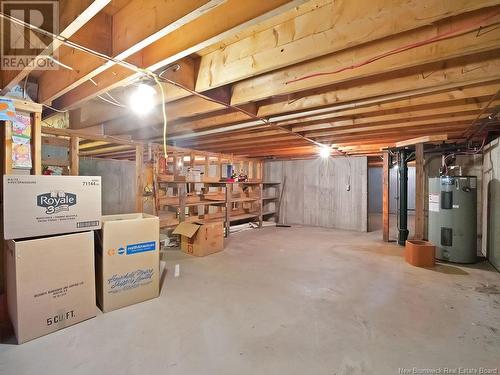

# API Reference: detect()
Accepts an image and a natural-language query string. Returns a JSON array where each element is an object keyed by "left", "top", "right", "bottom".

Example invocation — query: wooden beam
[
  {"left": 1, "top": 0, "right": 111, "bottom": 95},
  {"left": 414, "top": 143, "right": 424, "bottom": 240},
  {"left": 31, "top": 112, "right": 42, "bottom": 175},
  {"left": 54, "top": 0, "right": 307, "bottom": 110},
  {"left": 382, "top": 152, "right": 390, "bottom": 242},
  {"left": 67, "top": 4, "right": 500, "bottom": 135},
  {"left": 304, "top": 113, "right": 484, "bottom": 137},
  {"left": 290, "top": 99, "right": 500, "bottom": 132},
  {"left": 257, "top": 53, "right": 500, "bottom": 118},
  {"left": 136, "top": 145, "right": 144, "bottom": 212},
  {"left": 69, "top": 136, "right": 80, "bottom": 175},
  {"left": 79, "top": 144, "right": 134, "bottom": 156},
  {"left": 396, "top": 135, "right": 448, "bottom": 147},
  {"left": 198, "top": 2, "right": 500, "bottom": 95},
  {"left": 133, "top": 82, "right": 500, "bottom": 141},
  {"left": 37, "top": 0, "right": 223, "bottom": 104},
  {"left": 78, "top": 140, "right": 110, "bottom": 150},
  {"left": 0, "top": 96, "right": 42, "bottom": 113}
]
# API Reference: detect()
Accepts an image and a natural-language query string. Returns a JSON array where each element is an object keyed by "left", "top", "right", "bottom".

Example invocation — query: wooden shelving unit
[
  {"left": 154, "top": 179, "right": 280, "bottom": 237},
  {"left": 262, "top": 182, "right": 281, "bottom": 223},
  {"left": 225, "top": 181, "right": 262, "bottom": 236}
]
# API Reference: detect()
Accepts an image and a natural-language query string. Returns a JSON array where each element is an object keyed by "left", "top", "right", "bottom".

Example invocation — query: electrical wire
[
  {"left": 0, "top": 10, "right": 338, "bottom": 155},
  {"left": 153, "top": 75, "right": 168, "bottom": 158},
  {"left": 442, "top": 134, "right": 487, "bottom": 175},
  {"left": 97, "top": 94, "right": 126, "bottom": 108},
  {"left": 462, "top": 89, "right": 500, "bottom": 139},
  {"left": 157, "top": 69, "right": 338, "bottom": 154},
  {"left": 104, "top": 92, "right": 123, "bottom": 105},
  {"left": 42, "top": 103, "right": 67, "bottom": 113},
  {"left": 285, "top": 9, "right": 500, "bottom": 85}
]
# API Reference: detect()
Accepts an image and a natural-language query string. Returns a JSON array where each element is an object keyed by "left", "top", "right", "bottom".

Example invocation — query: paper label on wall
[{"left": 429, "top": 193, "right": 440, "bottom": 212}]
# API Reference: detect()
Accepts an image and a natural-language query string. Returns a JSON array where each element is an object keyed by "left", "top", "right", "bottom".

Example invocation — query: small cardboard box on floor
[
  {"left": 3, "top": 175, "right": 102, "bottom": 239},
  {"left": 173, "top": 221, "right": 224, "bottom": 256},
  {"left": 95, "top": 213, "right": 160, "bottom": 313},
  {"left": 5, "top": 231, "right": 96, "bottom": 344}
]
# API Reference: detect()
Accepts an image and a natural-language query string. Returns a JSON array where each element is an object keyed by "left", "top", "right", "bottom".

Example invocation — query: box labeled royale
[{"left": 3, "top": 175, "right": 101, "bottom": 239}]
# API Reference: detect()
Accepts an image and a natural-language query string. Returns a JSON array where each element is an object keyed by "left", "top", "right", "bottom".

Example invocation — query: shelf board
[
  {"left": 262, "top": 182, "right": 280, "bottom": 185},
  {"left": 166, "top": 200, "right": 226, "bottom": 207},
  {"left": 262, "top": 196, "right": 277, "bottom": 200},
  {"left": 263, "top": 210, "right": 276, "bottom": 215},
  {"left": 230, "top": 197, "right": 260, "bottom": 203},
  {"left": 229, "top": 213, "right": 259, "bottom": 222}
]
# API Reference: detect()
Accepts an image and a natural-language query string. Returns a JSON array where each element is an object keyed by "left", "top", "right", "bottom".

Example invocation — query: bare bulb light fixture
[
  {"left": 319, "top": 146, "right": 331, "bottom": 158},
  {"left": 129, "top": 83, "right": 156, "bottom": 116}
]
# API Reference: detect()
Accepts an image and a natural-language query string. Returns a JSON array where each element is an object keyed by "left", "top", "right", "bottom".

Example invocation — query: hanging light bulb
[
  {"left": 129, "top": 83, "right": 156, "bottom": 116},
  {"left": 319, "top": 146, "right": 331, "bottom": 158}
]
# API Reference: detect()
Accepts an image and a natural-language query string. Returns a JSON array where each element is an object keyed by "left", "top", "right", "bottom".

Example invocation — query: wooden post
[
  {"left": 248, "top": 161, "right": 254, "bottom": 180},
  {"left": 178, "top": 183, "right": 186, "bottom": 222},
  {"left": 256, "top": 161, "right": 262, "bottom": 181},
  {"left": 173, "top": 153, "right": 179, "bottom": 179},
  {"left": 31, "top": 112, "right": 42, "bottom": 175},
  {"left": 415, "top": 143, "right": 425, "bottom": 240},
  {"left": 258, "top": 182, "right": 263, "bottom": 228},
  {"left": 3, "top": 121, "right": 12, "bottom": 175},
  {"left": 136, "top": 145, "right": 144, "bottom": 213},
  {"left": 204, "top": 156, "right": 209, "bottom": 177},
  {"left": 69, "top": 136, "right": 79, "bottom": 176},
  {"left": 225, "top": 183, "right": 232, "bottom": 237},
  {"left": 382, "top": 151, "right": 390, "bottom": 242}
]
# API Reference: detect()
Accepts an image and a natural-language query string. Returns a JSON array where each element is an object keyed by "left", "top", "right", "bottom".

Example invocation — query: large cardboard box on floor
[
  {"left": 95, "top": 213, "right": 160, "bottom": 313},
  {"left": 3, "top": 175, "right": 101, "bottom": 239},
  {"left": 173, "top": 221, "right": 224, "bottom": 256},
  {"left": 5, "top": 231, "right": 96, "bottom": 344}
]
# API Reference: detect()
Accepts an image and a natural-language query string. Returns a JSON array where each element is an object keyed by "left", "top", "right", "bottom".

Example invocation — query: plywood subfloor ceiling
[{"left": 2, "top": 0, "right": 500, "bottom": 159}]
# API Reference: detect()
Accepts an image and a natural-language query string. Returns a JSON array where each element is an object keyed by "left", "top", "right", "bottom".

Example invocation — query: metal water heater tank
[{"left": 428, "top": 176, "right": 477, "bottom": 263}]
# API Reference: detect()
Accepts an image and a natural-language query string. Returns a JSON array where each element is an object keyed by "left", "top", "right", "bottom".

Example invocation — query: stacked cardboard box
[
  {"left": 95, "top": 213, "right": 160, "bottom": 312},
  {"left": 3, "top": 176, "right": 161, "bottom": 343},
  {"left": 3, "top": 175, "right": 101, "bottom": 343}
]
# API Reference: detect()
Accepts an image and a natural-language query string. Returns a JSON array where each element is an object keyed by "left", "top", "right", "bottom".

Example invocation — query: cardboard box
[
  {"left": 5, "top": 231, "right": 96, "bottom": 344},
  {"left": 95, "top": 213, "right": 160, "bottom": 313},
  {"left": 173, "top": 221, "right": 224, "bottom": 256},
  {"left": 3, "top": 175, "right": 101, "bottom": 239}
]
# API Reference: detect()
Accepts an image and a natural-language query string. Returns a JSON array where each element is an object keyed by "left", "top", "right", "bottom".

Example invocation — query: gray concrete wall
[
  {"left": 79, "top": 157, "right": 136, "bottom": 215},
  {"left": 368, "top": 167, "right": 382, "bottom": 214},
  {"left": 482, "top": 139, "right": 500, "bottom": 269},
  {"left": 369, "top": 166, "right": 416, "bottom": 214},
  {"left": 264, "top": 157, "right": 368, "bottom": 232}
]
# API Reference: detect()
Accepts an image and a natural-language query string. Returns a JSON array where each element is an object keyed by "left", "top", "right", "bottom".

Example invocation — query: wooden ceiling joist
[
  {"left": 52, "top": 0, "right": 307, "bottom": 110},
  {"left": 37, "top": 0, "right": 225, "bottom": 104},
  {"left": 5, "top": 0, "right": 500, "bottom": 158},
  {"left": 0, "top": 0, "right": 111, "bottom": 94},
  {"left": 395, "top": 135, "right": 449, "bottom": 148}
]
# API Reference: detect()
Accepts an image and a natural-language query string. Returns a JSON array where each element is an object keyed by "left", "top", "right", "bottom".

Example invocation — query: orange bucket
[{"left": 405, "top": 240, "right": 435, "bottom": 267}]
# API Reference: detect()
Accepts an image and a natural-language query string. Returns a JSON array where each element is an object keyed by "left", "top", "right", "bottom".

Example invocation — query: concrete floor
[{"left": 1, "top": 225, "right": 499, "bottom": 374}]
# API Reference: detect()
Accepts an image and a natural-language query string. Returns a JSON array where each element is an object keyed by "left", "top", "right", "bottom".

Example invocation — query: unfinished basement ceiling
[{"left": 2, "top": 0, "right": 500, "bottom": 160}]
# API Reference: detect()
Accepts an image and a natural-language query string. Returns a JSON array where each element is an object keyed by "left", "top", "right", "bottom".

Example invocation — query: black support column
[{"left": 398, "top": 149, "right": 409, "bottom": 246}]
